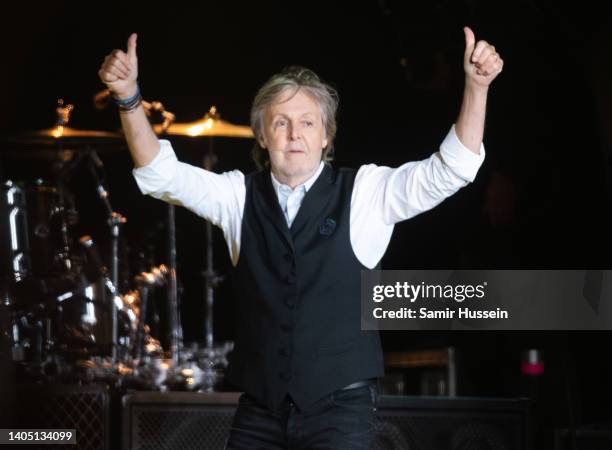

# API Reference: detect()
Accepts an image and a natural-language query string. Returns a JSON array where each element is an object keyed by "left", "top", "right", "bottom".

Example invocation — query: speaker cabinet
[
  {"left": 122, "top": 392, "right": 529, "bottom": 450},
  {"left": 374, "top": 396, "right": 529, "bottom": 450},
  {"left": 15, "top": 383, "right": 110, "bottom": 450},
  {"left": 122, "top": 391, "right": 240, "bottom": 450},
  {"left": 554, "top": 427, "right": 612, "bottom": 450}
]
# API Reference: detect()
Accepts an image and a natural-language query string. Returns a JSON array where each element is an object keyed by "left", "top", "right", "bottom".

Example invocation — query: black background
[{"left": 2, "top": 0, "right": 612, "bottom": 445}]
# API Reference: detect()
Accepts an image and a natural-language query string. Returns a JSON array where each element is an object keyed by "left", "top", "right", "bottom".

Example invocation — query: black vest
[{"left": 227, "top": 164, "right": 384, "bottom": 413}]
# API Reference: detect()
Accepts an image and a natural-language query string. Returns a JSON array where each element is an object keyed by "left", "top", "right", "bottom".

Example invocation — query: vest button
[
  {"left": 280, "top": 323, "right": 293, "bottom": 333},
  {"left": 278, "top": 347, "right": 292, "bottom": 357},
  {"left": 279, "top": 371, "right": 292, "bottom": 381},
  {"left": 284, "top": 298, "right": 296, "bottom": 308},
  {"left": 285, "top": 273, "right": 297, "bottom": 284}
]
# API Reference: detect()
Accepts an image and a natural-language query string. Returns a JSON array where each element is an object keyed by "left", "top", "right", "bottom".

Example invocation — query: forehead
[{"left": 266, "top": 87, "right": 322, "bottom": 118}]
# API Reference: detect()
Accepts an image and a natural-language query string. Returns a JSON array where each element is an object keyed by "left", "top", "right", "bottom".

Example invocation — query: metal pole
[
  {"left": 202, "top": 138, "right": 219, "bottom": 351},
  {"left": 167, "top": 204, "right": 180, "bottom": 365},
  {"left": 204, "top": 220, "right": 214, "bottom": 350},
  {"left": 110, "top": 215, "right": 119, "bottom": 366}
]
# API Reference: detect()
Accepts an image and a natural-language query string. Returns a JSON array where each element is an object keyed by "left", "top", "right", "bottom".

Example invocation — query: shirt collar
[{"left": 270, "top": 161, "right": 325, "bottom": 196}]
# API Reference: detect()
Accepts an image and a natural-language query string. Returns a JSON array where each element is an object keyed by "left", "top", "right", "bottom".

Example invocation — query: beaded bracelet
[{"left": 113, "top": 85, "right": 142, "bottom": 113}]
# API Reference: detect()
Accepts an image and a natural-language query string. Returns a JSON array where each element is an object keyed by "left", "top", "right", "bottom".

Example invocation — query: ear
[
  {"left": 258, "top": 135, "right": 267, "bottom": 149},
  {"left": 323, "top": 137, "right": 328, "bottom": 149}
]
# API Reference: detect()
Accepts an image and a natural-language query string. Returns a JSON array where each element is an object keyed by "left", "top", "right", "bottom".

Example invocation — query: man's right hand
[{"left": 98, "top": 33, "right": 139, "bottom": 99}]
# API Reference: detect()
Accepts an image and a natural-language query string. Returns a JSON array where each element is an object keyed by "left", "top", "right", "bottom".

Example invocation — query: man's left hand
[{"left": 463, "top": 26, "right": 504, "bottom": 89}]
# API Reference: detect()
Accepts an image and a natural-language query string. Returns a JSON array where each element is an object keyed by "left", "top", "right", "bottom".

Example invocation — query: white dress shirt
[
  {"left": 271, "top": 161, "right": 325, "bottom": 228},
  {"left": 133, "top": 124, "right": 485, "bottom": 269}
]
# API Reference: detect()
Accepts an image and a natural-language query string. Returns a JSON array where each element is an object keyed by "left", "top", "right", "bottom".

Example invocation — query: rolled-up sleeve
[
  {"left": 439, "top": 124, "right": 485, "bottom": 182},
  {"left": 349, "top": 125, "right": 485, "bottom": 268},
  {"left": 132, "top": 139, "right": 245, "bottom": 265},
  {"left": 132, "top": 140, "right": 177, "bottom": 195}
]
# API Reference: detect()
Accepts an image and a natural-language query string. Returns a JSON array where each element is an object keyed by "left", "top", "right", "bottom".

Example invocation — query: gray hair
[{"left": 250, "top": 66, "right": 339, "bottom": 170}]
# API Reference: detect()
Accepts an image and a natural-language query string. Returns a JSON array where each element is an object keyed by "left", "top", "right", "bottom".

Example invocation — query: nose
[{"left": 289, "top": 121, "right": 299, "bottom": 141}]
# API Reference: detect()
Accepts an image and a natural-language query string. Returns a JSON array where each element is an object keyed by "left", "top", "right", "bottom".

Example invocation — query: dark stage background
[{"left": 2, "top": 0, "right": 612, "bottom": 445}]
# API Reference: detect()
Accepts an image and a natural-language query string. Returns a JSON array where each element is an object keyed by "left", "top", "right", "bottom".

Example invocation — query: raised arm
[
  {"left": 98, "top": 33, "right": 159, "bottom": 167},
  {"left": 455, "top": 26, "right": 504, "bottom": 154},
  {"left": 350, "top": 27, "right": 503, "bottom": 267}
]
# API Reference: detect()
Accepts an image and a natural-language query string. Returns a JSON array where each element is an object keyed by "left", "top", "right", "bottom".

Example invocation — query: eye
[
  {"left": 274, "top": 119, "right": 287, "bottom": 128},
  {"left": 302, "top": 120, "right": 314, "bottom": 127}
]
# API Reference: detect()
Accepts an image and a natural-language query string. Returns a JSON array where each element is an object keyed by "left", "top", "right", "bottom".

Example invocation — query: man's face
[{"left": 259, "top": 88, "right": 328, "bottom": 185}]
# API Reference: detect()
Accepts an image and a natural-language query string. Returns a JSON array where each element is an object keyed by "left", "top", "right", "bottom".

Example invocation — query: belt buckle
[{"left": 341, "top": 380, "right": 370, "bottom": 390}]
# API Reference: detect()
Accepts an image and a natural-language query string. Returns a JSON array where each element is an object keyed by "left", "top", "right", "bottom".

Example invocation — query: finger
[
  {"left": 479, "top": 53, "right": 499, "bottom": 73},
  {"left": 110, "top": 63, "right": 130, "bottom": 79},
  {"left": 106, "top": 66, "right": 129, "bottom": 81},
  {"left": 479, "top": 59, "right": 503, "bottom": 77},
  {"left": 492, "top": 59, "right": 504, "bottom": 75},
  {"left": 127, "top": 33, "right": 138, "bottom": 62},
  {"left": 475, "top": 46, "right": 495, "bottom": 66},
  {"left": 471, "top": 40, "right": 489, "bottom": 63},
  {"left": 111, "top": 49, "right": 131, "bottom": 69},
  {"left": 463, "top": 26, "right": 476, "bottom": 62},
  {"left": 105, "top": 54, "right": 129, "bottom": 77},
  {"left": 99, "top": 69, "right": 119, "bottom": 83},
  {"left": 112, "top": 58, "right": 131, "bottom": 77},
  {"left": 481, "top": 60, "right": 501, "bottom": 76}
]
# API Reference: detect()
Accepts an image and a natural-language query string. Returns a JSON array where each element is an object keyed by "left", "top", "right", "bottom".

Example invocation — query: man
[{"left": 99, "top": 27, "right": 503, "bottom": 449}]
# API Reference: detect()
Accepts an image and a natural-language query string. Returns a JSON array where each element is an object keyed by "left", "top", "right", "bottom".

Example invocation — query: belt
[{"left": 341, "top": 379, "right": 375, "bottom": 390}]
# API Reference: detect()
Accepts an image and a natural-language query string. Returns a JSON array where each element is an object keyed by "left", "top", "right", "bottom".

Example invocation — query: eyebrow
[{"left": 271, "top": 112, "right": 316, "bottom": 120}]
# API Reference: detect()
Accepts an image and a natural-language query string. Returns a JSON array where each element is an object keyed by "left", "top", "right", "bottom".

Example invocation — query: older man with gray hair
[{"left": 99, "top": 26, "right": 503, "bottom": 449}]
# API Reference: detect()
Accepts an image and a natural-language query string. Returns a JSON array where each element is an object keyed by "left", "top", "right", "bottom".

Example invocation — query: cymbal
[
  {"left": 154, "top": 116, "right": 254, "bottom": 138},
  {"left": 2, "top": 126, "right": 124, "bottom": 147}
]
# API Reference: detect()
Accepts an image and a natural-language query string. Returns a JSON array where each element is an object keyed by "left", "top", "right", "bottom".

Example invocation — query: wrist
[
  {"left": 112, "top": 84, "right": 142, "bottom": 113},
  {"left": 111, "top": 84, "right": 139, "bottom": 101},
  {"left": 464, "top": 79, "right": 489, "bottom": 97}
]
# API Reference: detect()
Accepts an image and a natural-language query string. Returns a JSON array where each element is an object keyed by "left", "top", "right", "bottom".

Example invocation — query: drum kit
[{"left": 1, "top": 93, "right": 253, "bottom": 392}]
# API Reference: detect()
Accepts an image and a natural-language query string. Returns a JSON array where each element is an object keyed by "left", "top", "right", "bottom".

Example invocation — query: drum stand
[
  {"left": 86, "top": 150, "right": 125, "bottom": 368},
  {"left": 195, "top": 138, "right": 232, "bottom": 392},
  {"left": 166, "top": 204, "right": 181, "bottom": 366},
  {"left": 202, "top": 140, "right": 224, "bottom": 351}
]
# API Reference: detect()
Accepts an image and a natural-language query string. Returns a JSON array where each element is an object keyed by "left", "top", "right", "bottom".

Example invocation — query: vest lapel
[
  {"left": 290, "top": 164, "right": 335, "bottom": 238},
  {"left": 255, "top": 170, "right": 295, "bottom": 251}
]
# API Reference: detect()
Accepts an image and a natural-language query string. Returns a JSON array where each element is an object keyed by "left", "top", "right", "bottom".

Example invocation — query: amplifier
[
  {"left": 15, "top": 383, "right": 110, "bottom": 450},
  {"left": 123, "top": 392, "right": 529, "bottom": 450}
]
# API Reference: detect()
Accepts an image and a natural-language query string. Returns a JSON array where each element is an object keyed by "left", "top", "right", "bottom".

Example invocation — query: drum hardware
[
  {"left": 1, "top": 180, "right": 30, "bottom": 284},
  {"left": 1, "top": 99, "right": 123, "bottom": 150},
  {"left": 83, "top": 149, "right": 127, "bottom": 369},
  {"left": 54, "top": 173, "right": 79, "bottom": 274},
  {"left": 152, "top": 105, "right": 253, "bottom": 138},
  {"left": 92, "top": 88, "right": 183, "bottom": 367},
  {"left": 155, "top": 106, "right": 243, "bottom": 349},
  {"left": 201, "top": 134, "right": 225, "bottom": 353},
  {"left": 133, "top": 264, "right": 168, "bottom": 363},
  {"left": 2, "top": 99, "right": 255, "bottom": 393},
  {"left": 9, "top": 311, "right": 28, "bottom": 362},
  {"left": 1, "top": 100, "right": 131, "bottom": 386},
  {"left": 153, "top": 105, "right": 253, "bottom": 391},
  {"left": 166, "top": 203, "right": 182, "bottom": 366},
  {"left": 193, "top": 340, "right": 233, "bottom": 392},
  {"left": 93, "top": 88, "right": 177, "bottom": 133},
  {"left": 56, "top": 98, "right": 73, "bottom": 126},
  {"left": 9, "top": 307, "right": 67, "bottom": 380}
]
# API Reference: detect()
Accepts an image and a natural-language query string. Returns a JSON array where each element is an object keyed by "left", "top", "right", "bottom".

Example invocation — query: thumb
[
  {"left": 127, "top": 33, "right": 138, "bottom": 61},
  {"left": 463, "top": 26, "right": 476, "bottom": 62}
]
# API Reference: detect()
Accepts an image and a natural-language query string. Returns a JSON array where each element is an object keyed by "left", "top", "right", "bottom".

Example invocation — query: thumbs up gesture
[
  {"left": 463, "top": 27, "right": 503, "bottom": 88},
  {"left": 98, "top": 33, "right": 139, "bottom": 99}
]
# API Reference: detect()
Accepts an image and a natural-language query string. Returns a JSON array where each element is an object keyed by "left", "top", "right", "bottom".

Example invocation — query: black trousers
[{"left": 225, "top": 383, "right": 377, "bottom": 450}]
